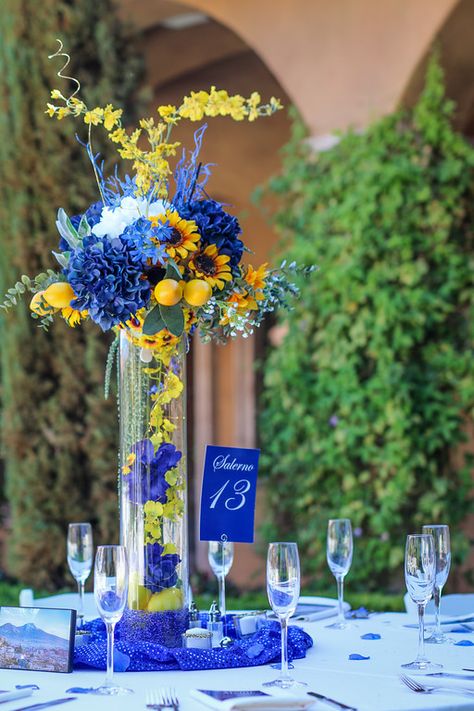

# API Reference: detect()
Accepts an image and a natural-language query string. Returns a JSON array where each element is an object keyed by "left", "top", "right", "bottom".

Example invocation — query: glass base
[
  {"left": 263, "top": 678, "right": 307, "bottom": 689},
  {"left": 426, "top": 632, "right": 450, "bottom": 644},
  {"left": 93, "top": 685, "right": 134, "bottom": 696},
  {"left": 326, "top": 620, "right": 351, "bottom": 630},
  {"left": 401, "top": 659, "right": 443, "bottom": 673}
]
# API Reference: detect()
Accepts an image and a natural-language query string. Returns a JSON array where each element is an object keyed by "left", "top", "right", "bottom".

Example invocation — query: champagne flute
[
  {"left": 94, "top": 545, "right": 133, "bottom": 695},
  {"left": 263, "top": 542, "right": 306, "bottom": 689},
  {"left": 422, "top": 524, "right": 451, "bottom": 644},
  {"left": 67, "top": 523, "right": 93, "bottom": 627},
  {"left": 402, "top": 534, "right": 442, "bottom": 672},
  {"left": 326, "top": 519, "right": 353, "bottom": 629},
  {"left": 208, "top": 539, "right": 234, "bottom": 636}
]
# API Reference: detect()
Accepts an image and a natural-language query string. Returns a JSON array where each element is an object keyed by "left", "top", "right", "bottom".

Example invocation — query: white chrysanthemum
[{"left": 92, "top": 197, "right": 167, "bottom": 239}]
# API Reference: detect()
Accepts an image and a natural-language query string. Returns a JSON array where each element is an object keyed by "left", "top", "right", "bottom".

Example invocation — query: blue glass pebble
[
  {"left": 349, "top": 653, "right": 370, "bottom": 660},
  {"left": 454, "top": 640, "right": 474, "bottom": 646},
  {"left": 360, "top": 633, "right": 381, "bottom": 640},
  {"left": 74, "top": 616, "right": 313, "bottom": 672}
]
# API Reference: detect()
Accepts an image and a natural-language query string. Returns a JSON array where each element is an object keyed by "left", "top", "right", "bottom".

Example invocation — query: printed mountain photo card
[{"left": 0, "top": 606, "right": 76, "bottom": 673}]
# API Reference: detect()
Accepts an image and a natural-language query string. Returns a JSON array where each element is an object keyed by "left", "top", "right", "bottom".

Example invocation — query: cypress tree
[{"left": 0, "top": 0, "right": 145, "bottom": 588}]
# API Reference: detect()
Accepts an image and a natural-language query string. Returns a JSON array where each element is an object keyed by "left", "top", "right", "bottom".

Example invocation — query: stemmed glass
[
  {"left": 208, "top": 539, "right": 234, "bottom": 635},
  {"left": 326, "top": 519, "right": 353, "bottom": 629},
  {"left": 263, "top": 542, "right": 306, "bottom": 689},
  {"left": 402, "top": 534, "right": 442, "bottom": 672},
  {"left": 67, "top": 523, "right": 93, "bottom": 628},
  {"left": 422, "top": 524, "right": 451, "bottom": 644},
  {"left": 94, "top": 545, "right": 133, "bottom": 695}
]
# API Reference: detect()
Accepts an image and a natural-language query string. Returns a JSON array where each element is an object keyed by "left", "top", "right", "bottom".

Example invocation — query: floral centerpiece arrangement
[{"left": 2, "top": 45, "right": 312, "bottom": 645}]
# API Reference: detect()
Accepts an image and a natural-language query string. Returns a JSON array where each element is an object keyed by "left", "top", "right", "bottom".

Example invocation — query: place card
[
  {"left": 0, "top": 605, "right": 76, "bottom": 673},
  {"left": 199, "top": 445, "right": 260, "bottom": 543}
]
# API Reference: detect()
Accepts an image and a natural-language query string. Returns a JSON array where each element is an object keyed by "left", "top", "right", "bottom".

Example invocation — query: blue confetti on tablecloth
[
  {"left": 74, "top": 617, "right": 313, "bottom": 672},
  {"left": 360, "top": 633, "right": 381, "bottom": 640},
  {"left": 349, "top": 653, "right": 370, "bottom": 660}
]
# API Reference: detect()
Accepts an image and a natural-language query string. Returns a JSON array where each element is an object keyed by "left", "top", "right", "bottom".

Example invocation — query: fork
[
  {"left": 400, "top": 674, "right": 474, "bottom": 696},
  {"left": 146, "top": 691, "right": 164, "bottom": 710},
  {"left": 159, "top": 688, "right": 179, "bottom": 710}
]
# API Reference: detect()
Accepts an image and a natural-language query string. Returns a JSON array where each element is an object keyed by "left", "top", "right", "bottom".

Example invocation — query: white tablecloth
[{"left": 0, "top": 610, "right": 473, "bottom": 711}]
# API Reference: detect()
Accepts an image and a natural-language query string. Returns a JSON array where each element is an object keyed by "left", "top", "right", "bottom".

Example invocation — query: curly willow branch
[{"left": 48, "top": 39, "right": 81, "bottom": 103}]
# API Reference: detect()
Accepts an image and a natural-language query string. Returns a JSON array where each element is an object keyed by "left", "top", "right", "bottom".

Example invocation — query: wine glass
[
  {"left": 402, "top": 534, "right": 442, "bottom": 672},
  {"left": 326, "top": 519, "right": 353, "bottom": 629},
  {"left": 208, "top": 539, "right": 234, "bottom": 636},
  {"left": 422, "top": 524, "right": 451, "bottom": 644},
  {"left": 94, "top": 545, "right": 133, "bottom": 695},
  {"left": 67, "top": 523, "right": 93, "bottom": 627},
  {"left": 263, "top": 542, "right": 306, "bottom": 689}
]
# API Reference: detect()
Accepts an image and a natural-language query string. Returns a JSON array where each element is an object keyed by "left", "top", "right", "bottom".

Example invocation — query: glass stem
[
  {"left": 336, "top": 575, "right": 345, "bottom": 624},
  {"left": 77, "top": 580, "right": 85, "bottom": 627},
  {"left": 434, "top": 586, "right": 441, "bottom": 637},
  {"left": 417, "top": 603, "right": 426, "bottom": 662},
  {"left": 280, "top": 617, "right": 289, "bottom": 681},
  {"left": 106, "top": 622, "right": 115, "bottom": 686},
  {"left": 218, "top": 574, "right": 226, "bottom": 634}
]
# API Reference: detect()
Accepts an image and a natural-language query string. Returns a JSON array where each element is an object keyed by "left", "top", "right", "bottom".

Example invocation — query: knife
[
  {"left": 12, "top": 698, "right": 76, "bottom": 711},
  {"left": 426, "top": 672, "right": 474, "bottom": 681},
  {"left": 307, "top": 691, "right": 358, "bottom": 710}
]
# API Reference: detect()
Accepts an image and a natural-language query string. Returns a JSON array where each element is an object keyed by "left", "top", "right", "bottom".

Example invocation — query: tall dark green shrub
[
  {"left": 0, "top": 0, "right": 145, "bottom": 588},
  {"left": 260, "top": 58, "right": 474, "bottom": 590}
]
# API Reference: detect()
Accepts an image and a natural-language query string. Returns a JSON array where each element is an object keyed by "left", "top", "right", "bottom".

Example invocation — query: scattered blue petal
[
  {"left": 361, "top": 633, "right": 381, "bottom": 640},
  {"left": 349, "top": 654, "right": 370, "bottom": 660},
  {"left": 455, "top": 640, "right": 474, "bottom": 646},
  {"left": 246, "top": 643, "right": 264, "bottom": 659}
]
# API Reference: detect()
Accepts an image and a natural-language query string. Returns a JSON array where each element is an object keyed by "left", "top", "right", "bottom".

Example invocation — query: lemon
[
  {"left": 43, "top": 282, "right": 76, "bottom": 309},
  {"left": 128, "top": 584, "right": 152, "bottom": 611},
  {"left": 147, "top": 587, "right": 184, "bottom": 612},
  {"left": 154, "top": 279, "right": 183, "bottom": 306},
  {"left": 29, "top": 291, "right": 52, "bottom": 316},
  {"left": 183, "top": 279, "right": 212, "bottom": 307}
]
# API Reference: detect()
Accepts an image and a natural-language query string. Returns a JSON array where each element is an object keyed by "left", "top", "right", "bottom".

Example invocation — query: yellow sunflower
[
  {"left": 150, "top": 210, "right": 200, "bottom": 260},
  {"left": 61, "top": 306, "right": 88, "bottom": 327},
  {"left": 189, "top": 244, "right": 232, "bottom": 290}
]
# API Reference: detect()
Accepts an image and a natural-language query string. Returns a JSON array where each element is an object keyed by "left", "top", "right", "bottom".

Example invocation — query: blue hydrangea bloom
[
  {"left": 145, "top": 542, "right": 181, "bottom": 591},
  {"left": 127, "top": 440, "right": 182, "bottom": 505},
  {"left": 121, "top": 218, "right": 168, "bottom": 266},
  {"left": 70, "top": 200, "right": 103, "bottom": 229},
  {"left": 66, "top": 235, "right": 150, "bottom": 330},
  {"left": 179, "top": 199, "right": 243, "bottom": 269}
]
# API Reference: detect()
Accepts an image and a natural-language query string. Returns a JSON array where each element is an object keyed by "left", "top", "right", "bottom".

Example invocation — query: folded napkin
[{"left": 190, "top": 689, "right": 314, "bottom": 710}]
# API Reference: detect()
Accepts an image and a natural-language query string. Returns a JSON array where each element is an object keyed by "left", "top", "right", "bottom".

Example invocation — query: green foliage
[
  {"left": 259, "top": 58, "right": 474, "bottom": 590},
  {"left": 0, "top": 0, "right": 145, "bottom": 588}
]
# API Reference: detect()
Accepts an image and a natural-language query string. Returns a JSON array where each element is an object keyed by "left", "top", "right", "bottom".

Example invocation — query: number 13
[{"left": 209, "top": 479, "right": 251, "bottom": 511}]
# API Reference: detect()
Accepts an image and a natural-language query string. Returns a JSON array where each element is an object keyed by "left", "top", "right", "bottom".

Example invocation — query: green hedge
[
  {"left": 0, "top": 0, "right": 144, "bottom": 588},
  {"left": 259, "top": 57, "right": 474, "bottom": 590}
]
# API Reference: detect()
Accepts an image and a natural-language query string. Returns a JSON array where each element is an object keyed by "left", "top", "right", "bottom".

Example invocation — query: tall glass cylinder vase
[{"left": 118, "top": 327, "right": 189, "bottom": 647}]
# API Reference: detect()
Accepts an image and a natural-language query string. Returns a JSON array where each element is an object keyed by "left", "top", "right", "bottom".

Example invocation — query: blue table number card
[{"left": 200, "top": 445, "right": 260, "bottom": 543}]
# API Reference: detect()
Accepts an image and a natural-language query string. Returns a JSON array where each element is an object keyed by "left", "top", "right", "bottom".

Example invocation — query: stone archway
[{"left": 400, "top": 0, "right": 474, "bottom": 138}]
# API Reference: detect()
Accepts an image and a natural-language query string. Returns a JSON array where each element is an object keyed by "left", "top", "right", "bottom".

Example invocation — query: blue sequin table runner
[{"left": 74, "top": 617, "right": 313, "bottom": 672}]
